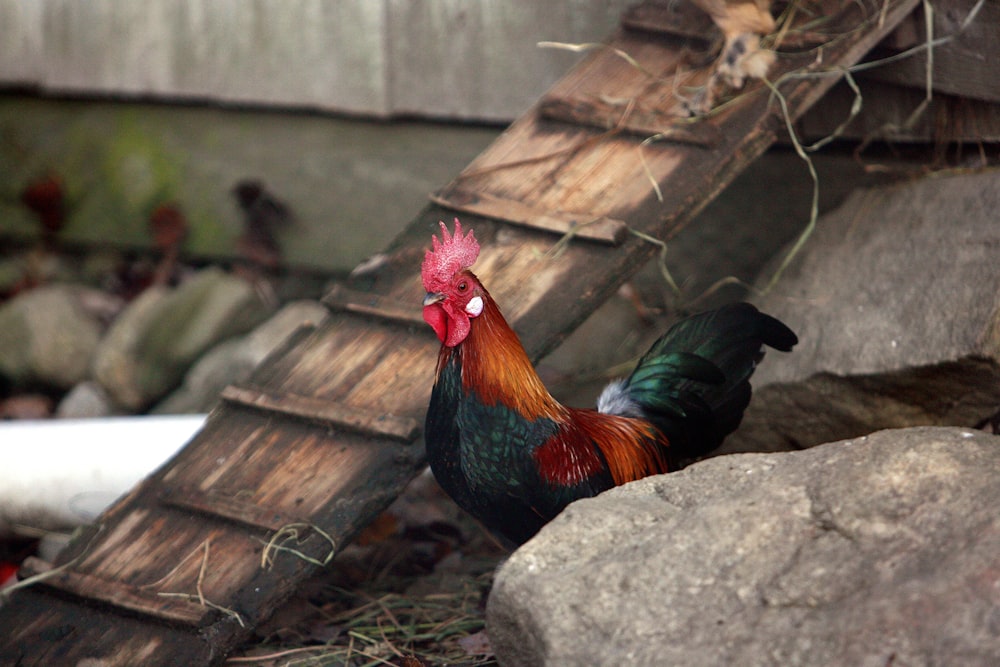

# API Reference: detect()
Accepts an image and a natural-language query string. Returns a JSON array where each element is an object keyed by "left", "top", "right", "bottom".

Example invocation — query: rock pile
[{"left": 0, "top": 266, "right": 328, "bottom": 416}]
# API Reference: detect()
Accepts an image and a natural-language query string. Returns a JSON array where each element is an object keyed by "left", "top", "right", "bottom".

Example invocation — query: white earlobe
[{"left": 465, "top": 296, "right": 484, "bottom": 317}]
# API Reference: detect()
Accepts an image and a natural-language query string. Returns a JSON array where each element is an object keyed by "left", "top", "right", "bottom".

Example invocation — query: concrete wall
[
  {"left": 1, "top": 0, "right": 634, "bottom": 122},
  {"left": 0, "top": 96, "right": 502, "bottom": 271}
]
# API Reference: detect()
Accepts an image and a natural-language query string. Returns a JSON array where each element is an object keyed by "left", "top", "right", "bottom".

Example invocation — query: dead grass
[
  {"left": 226, "top": 478, "right": 505, "bottom": 667},
  {"left": 228, "top": 567, "right": 499, "bottom": 667}
]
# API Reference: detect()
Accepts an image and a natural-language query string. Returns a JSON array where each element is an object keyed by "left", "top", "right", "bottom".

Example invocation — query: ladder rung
[
  {"left": 221, "top": 384, "right": 422, "bottom": 442},
  {"left": 539, "top": 95, "right": 722, "bottom": 147},
  {"left": 18, "top": 557, "right": 209, "bottom": 627},
  {"left": 431, "top": 188, "right": 628, "bottom": 246},
  {"left": 323, "top": 284, "right": 426, "bottom": 327},
  {"left": 160, "top": 486, "right": 304, "bottom": 533}
]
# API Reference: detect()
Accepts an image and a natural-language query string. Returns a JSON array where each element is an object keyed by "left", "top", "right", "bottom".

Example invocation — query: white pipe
[{"left": 0, "top": 414, "right": 207, "bottom": 537}]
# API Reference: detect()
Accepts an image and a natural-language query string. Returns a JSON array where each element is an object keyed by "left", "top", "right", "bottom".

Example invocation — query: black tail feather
[{"left": 601, "top": 303, "right": 796, "bottom": 467}]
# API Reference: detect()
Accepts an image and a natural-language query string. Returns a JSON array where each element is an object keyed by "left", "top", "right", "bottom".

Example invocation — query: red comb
[{"left": 422, "top": 219, "right": 480, "bottom": 292}]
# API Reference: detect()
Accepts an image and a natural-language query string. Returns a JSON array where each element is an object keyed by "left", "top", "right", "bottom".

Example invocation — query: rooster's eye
[{"left": 458, "top": 281, "right": 468, "bottom": 292}]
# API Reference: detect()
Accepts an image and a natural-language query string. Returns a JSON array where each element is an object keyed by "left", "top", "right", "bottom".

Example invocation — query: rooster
[{"left": 422, "top": 220, "right": 796, "bottom": 545}]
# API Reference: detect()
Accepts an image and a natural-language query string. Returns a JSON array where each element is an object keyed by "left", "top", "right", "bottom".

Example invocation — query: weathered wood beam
[
  {"left": 861, "top": 0, "right": 1000, "bottom": 104},
  {"left": 796, "top": 75, "right": 1000, "bottom": 144},
  {"left": 430, "top": 188, "right": 630, "bottom": 245}
]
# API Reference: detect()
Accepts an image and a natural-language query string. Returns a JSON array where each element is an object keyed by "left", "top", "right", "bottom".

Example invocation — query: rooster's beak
[{"left": 423, "top": 292, "right": 445, "bottom": 306}]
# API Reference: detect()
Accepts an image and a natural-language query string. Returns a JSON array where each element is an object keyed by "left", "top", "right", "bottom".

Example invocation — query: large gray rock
[
  {"left": 152, "top": 300, "right": 329, "bottom": 413},
  {"left": 92, "top": 268, "right": 273, "bottom": 409},
  {"left": 752, "top": 168, "right": 1000, "bottom": 384},
  {"left": 488, "top": 427, "right": 1000, "bottom": 667},
  {"left": 0, "top": 284, "right": 105, "bottom": 389}
]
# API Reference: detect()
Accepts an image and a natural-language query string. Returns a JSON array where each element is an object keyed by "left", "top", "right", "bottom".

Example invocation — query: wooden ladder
[{"left": 0, "top": 1, "right": 919, "bottom": 663}]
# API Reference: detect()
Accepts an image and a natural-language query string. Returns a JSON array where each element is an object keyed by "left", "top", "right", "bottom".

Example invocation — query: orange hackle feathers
[
  {"left": 451, "top": 288, "right": 564, "bottom": 422},
  {"left": 454, "top": 290, "right": 668, "bottom": 486}
]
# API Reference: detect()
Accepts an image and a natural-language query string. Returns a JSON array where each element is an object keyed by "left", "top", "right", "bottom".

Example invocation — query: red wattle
[
  {"left": 423, "top": 304, "right": 448, "bottom": 344},
  {"left": 424, "top": 301, "right": 471, "bottom": 347}
]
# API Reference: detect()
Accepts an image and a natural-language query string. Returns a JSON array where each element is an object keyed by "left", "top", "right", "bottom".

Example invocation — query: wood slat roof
[{"left": 0, "top": 1, "right": 920, "bottom": 663}]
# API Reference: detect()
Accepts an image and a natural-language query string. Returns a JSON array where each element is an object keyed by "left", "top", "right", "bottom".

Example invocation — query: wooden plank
[
  {"left": 323, "top": 283, "right": 426, "bottom": 326},
  {"left": 538, "top": 94, "right": 723, "bottom": 146},
  {"left": 220, "top": 384, "right": 423, "bottom": 441},
  {"left": 2, "top": 593, "right": 216, "bottom": 665},
  {"left": 537, "top": 0, "right": 877, "bottom": 141},
  {"left": 796, "top": 75, "right": 1000, "bottom": 143},
  {"left": 159, "top": 486, "right": 307, "bottom": 533},
  {"left": 0, "top": 1, "right": 922, "bottom": 664},
  {"left": 430, "top": 187, "right": 629, "bottom": 245},
  {"left": 862, "top": 0, "right": 1000, "bottom": 104},
  {"left": 18, "top": 557, "right": 209, "bottom": 627}
]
